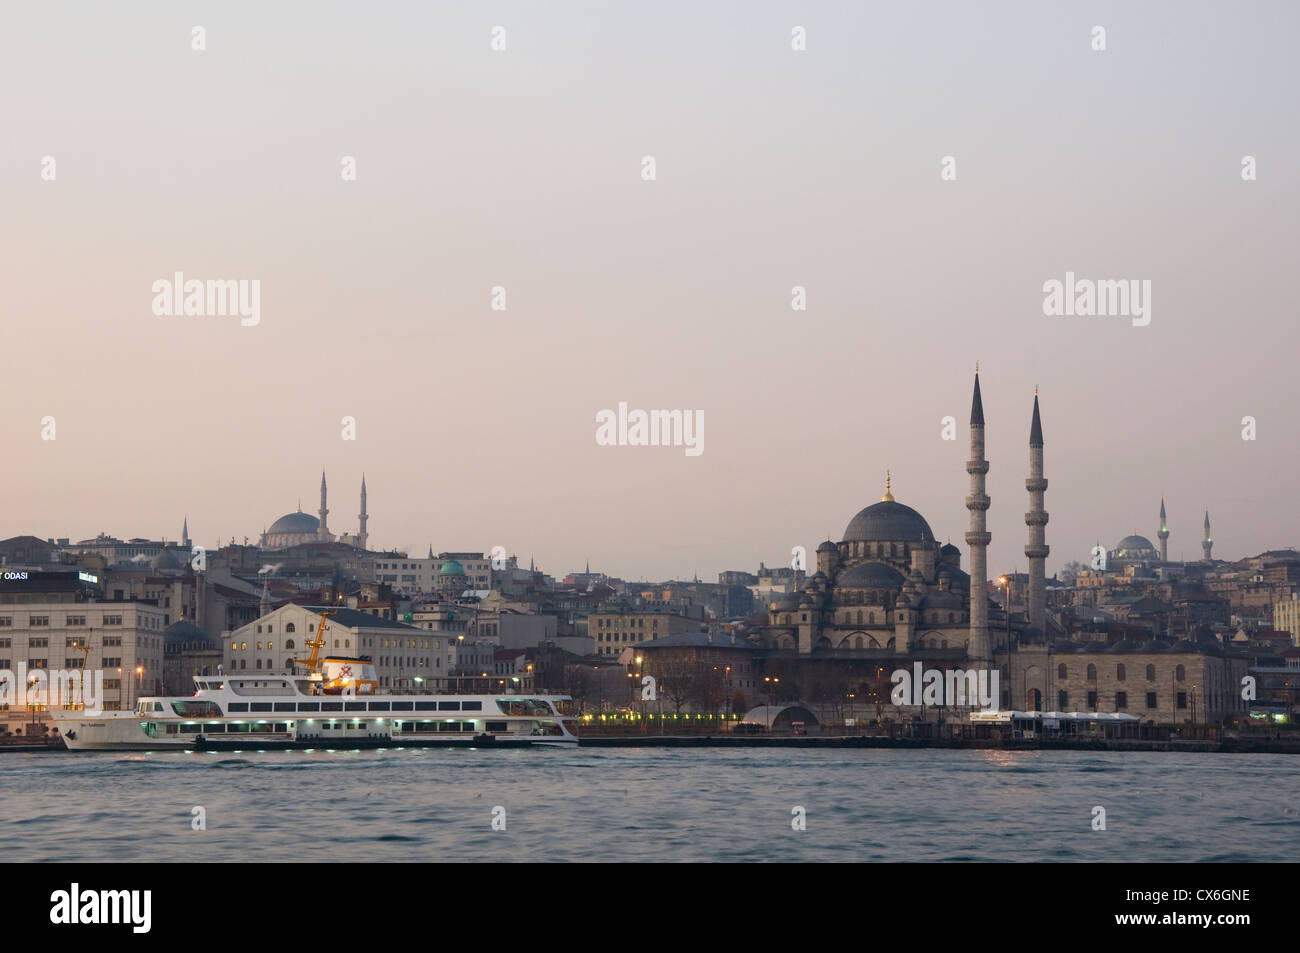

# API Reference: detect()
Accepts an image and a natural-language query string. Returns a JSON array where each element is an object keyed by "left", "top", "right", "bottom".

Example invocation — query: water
[{"left": 1, "top": 747, "right": 1296, "bottom": 862}]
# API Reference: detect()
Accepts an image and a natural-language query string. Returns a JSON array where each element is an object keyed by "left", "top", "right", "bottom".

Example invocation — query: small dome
[
  {"left": 817, "top": 540, "right": 838, "bottom": 553},
  {"left": 151, "top": 548, "right": 183, "bottom": 570},
  {"left": 940, "top": 543, "right": 960, "bottom": 556},
  {"left": 919, "top": 590, "right": 963, "bottom": 610},
  {"left": 439, "top": 559, "right": 465, "bottom": 576}
]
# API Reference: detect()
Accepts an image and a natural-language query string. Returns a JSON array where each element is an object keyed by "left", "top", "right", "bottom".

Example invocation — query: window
[
  {"left": 0, "top": 617, "right": 10, "bottom": 627},
  {"left": 1086, "top": 691, "right": 1098, "bottom": 709},
  {"left": 103, "top": 657, "right": 121, "bottom": 667},
  {"left": 103, "top": 615, "right": 122, "bottom": 626},
  {"left": 285, "top": 623, "right": 296, "bottom": 633},
  {"left": 1175, "top": 664, "right": 1186, "bottom": 682},
  {"left": 1116, "top": 692, "right": 1127, "bottom": 709},
  {"left": 30, "top": 616, "right": 49, "bottom": 627},
  {"left": 29, "top": 638, "right": 48, "bottom": 648},
  {"left": 1057, "top": 691, "right": 1068, "bottom": 709},
  {"left": 1146, "top": 692, "right": 1157, "bottom": 709},
  {"left": 1116, "top": 664, "right": 1126, "bottom": 682},
  {"left": 1086, "top": 664, "right": 1097, "bottom": 681},
  {"left": 1177, "top": 692, "right": 1188, "bottom": 709},
  {"left": 1146, "top": 664, "right": 1156, "bottom": 681},
  {"left": 66, "top": 615, "right": 86, "bottom": 627},
  {"left": 1057, "top": 663, "right": 1067, "bottom": 680}
]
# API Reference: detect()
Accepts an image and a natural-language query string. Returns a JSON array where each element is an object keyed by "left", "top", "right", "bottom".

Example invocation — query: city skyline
[{"left": 4, "top": 0, "right": 1297, "bottom": 581}]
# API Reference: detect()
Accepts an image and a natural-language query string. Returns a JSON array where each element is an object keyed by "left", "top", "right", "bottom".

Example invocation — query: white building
[{"left": 224, "top": 604, "right": 453, "bottom": 691}]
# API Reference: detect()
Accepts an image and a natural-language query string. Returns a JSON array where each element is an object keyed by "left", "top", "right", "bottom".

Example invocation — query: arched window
[
  {"left": 285, "top": 623, "right": 296, "bottom": 633},
  {"left": 948, "top": 612, "right": 955, "bottom": 624},
  {"left": 1146, "top": 664, "right": 1156, "bottom": 681},
  {"left": 854, "top": 637, "right": 863, "bottom": 649},
  {"left": 1176, "top": 664, "right": 1186, "bottom": 682},
  {"left": 1057, "top": 663, "right": 1067, "bottom": 680},
  {"left": 857, "top": 611, "right": 863, "bottom": 624},
  {"left": 1116, "top": 663, "right": 1126, "bottom": 681},
  {"left": 255, "top": 659, "right": 262, "bottom": 670},
  {"left": 1086, "top": 663, "right": 1097, "bottom": 681},
  {"left": 285, "top": 639, "right": 295, "bottom": 650}
]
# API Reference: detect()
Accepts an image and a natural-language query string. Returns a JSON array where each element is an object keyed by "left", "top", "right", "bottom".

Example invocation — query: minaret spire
[
  {"left": 318, "top": 470, "right": 330, "bottom": 541},
  {"left": 1202, "top": 510, "right": 1213, "bottom": 561},
  {"left": 965, "top": 369, "right": 992, "bottom": 663},
  {"left": 357, "top": 474, "right": 369, "bottom": 551},
  {"left": 1025, "top": 392, "right": 1049, "bottom": 631},
  {"left": 1158, "top": 498, "right": 1169, "bottom": 561},
  {"left": 181, "top": 515, "right": 190, "bottom": 550}
]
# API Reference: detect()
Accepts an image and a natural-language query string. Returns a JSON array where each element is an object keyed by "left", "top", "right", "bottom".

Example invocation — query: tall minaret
[
  {"left": 318, "top": 470, "right": 330, "bottom": 541},
  {"left": 965, "top": 369, "right": 991, "bottom": 662},
  {"left": 1202, "top": 510, "right": 1213, "bottom": 561},
  {"left": 1158, "top": 499, "right": 1169, "bottom": 561},
  {"left": 357, "top": 474, "right": 369, "bottom": 551},
  {"left": 1024, "top": 389, "right": 1048, "bottom": 631},
  {"left": 181, "top": 516, "right": 191, "bottom": 550}
]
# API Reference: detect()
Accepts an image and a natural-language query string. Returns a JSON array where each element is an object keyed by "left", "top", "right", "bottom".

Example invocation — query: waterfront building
[{"left": 0, "top": 571, "right": 165, "bottom": 726}]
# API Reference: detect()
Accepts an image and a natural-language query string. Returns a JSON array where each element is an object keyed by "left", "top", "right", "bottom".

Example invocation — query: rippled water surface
[{"left": 1, "top": 747, "right": 1296, "bottom": 862}]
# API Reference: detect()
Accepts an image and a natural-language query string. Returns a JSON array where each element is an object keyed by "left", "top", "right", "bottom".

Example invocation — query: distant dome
[
  {"left": 151, "top": 548, "right": 183, "bottom": 570},
  {"left": 439, "top": 559, "right": 465, "bottom": 576},
  {"left": 836, "top": 562, "right": 905, "bottom": 589},
  {"left": 843, "top": 500, "right": 936, "bottom": 545},
  {"left": 268, "top": 512, "right": 320, "bottom": 536},
  {"left": 1114, "top": 534, "right": 1156, "bottom": 558},
  {"left": 940, "top": 543, "right": 961, "bottom": 556},
  {"left": 816, "top": 540, "right": 838, "bottom": 553}
]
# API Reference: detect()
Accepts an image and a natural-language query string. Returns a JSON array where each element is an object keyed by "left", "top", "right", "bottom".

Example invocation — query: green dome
[{"left": 439, "top": 559, "right": 465, "bottom": 576}]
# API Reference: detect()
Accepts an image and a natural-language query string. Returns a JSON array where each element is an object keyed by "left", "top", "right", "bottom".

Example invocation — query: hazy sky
[{"left": 3, "top": 1, "right": 1297, "bottom": 581}]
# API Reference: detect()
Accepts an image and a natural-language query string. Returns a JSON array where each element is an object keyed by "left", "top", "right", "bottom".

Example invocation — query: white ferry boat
[
  {"left": 53, "top": 615, "right": 579, "bottom": 750},
  {"left": 53, "top": 658, "right": 579, "bottom": 750}
]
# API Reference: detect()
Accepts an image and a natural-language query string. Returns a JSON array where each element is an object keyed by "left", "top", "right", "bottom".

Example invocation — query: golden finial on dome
[{"left": 882, "top": 470, "right": 895, "bottom": 502}]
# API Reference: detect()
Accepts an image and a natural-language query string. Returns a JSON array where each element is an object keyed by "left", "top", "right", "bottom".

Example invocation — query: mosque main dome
[
  {"left": 268, "top": 512, "right": 320, "bottom": 536},
  {"left": 1114, "top": 534, "right": 1157, "bottom": 560},
  {"left": 843, "top": 499, "right": 936, "bottom": 544}
]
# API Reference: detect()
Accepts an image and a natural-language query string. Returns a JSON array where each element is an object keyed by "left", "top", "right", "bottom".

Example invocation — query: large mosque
[
  {"left": 260, "top": 471, "right": 369, "bottom": 550},
  {"left": 764, "top": 371, "right": 1010, "bottom": 658}
]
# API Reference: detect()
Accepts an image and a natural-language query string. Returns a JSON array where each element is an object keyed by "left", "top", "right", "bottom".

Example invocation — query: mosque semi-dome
[
  {"left": 836, "top": 562, "right": 906, "bottom": 588},
  {"left": 268, "top": 512, "right": 320, "bottom": 536},
  {"left": 842, "top": 499, "right": 936, "bottom": 545}
]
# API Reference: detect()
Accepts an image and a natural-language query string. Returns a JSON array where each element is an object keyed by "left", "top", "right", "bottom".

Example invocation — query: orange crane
[{"left": 292, "top": 610, "right": 336, "bottom": 675}]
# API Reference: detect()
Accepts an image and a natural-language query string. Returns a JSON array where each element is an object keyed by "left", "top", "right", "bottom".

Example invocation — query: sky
[{"left": 2, "top": 0, "right": 1297, "bottom": 582}]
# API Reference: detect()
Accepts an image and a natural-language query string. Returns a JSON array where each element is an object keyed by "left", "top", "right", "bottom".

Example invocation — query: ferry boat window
[
  {"left": 274, "top": 703, "right": 295, "bottom": 712},
  {"left": 250, "top": 703, "right": 273, "bottom": 712},
  {"left": 321, "top": 702, "right": 342, "bottom": 712},
  {"left": 391, "top": 701, "right": 413, "bottom": 711},
  {"left": 297, "top": 702, "right": 320, "bottom": 712},
  {"left": 273, "top": 723, "right": 288, "bottom": 732},
  {"left": 368, "top": 702, "right": 390, "bottom": 711},
  {"left": 462, "top": 701, "right": 482, "bottom": 711},
  {"left": 205, "top": 724, "right": 226, "bottom": 733},
  {"left": 485, "top": 721, "right": 508, "bottom": 733},
  {"left": 438, "top": 701, "right": 460, "bottom": 711},
  {"left": 171, "top": 700, "right": 223, "bottom": 717},
  {"left": 345, "top": 702, "right": 366, "bottom": 712},
  {"left": 414, "top": 701, "right": 438, "bottom": 711},
  {"left": 228, "top": 703, "right": 249, "bottom": 712}
]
